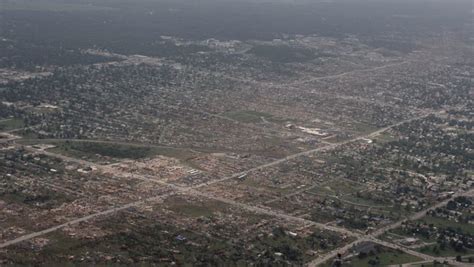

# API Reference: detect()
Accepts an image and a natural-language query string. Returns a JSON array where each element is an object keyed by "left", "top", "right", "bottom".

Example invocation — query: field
[
  {"left": 0, "top": 118, "right": 24, "bottom": 131},
  {"left": 223, "top": 110, "right": 277, "bottom": 124},
  {"left": 38, "top": 140, "right": 198, "bottom": 164},
  {"left": 349, "top": 250, "right": 422, "bottom": 266},
  {"left": 309, "top": 179, "right": 366, "bottom": 197},
  {"left": 417, "top": 244, "right": 474, "bottom": 258},
  {"left": 52, "top": 141, "right": 155, "bottom": 158},
  {"left": 1, "top": 0, "right": 116, "bottom": 12},
  {"left": 321, "top": 245, "right": 423, "bottom": 267},
  {"left": 420, "top": 216, "right": 474, "bottom": 235}
]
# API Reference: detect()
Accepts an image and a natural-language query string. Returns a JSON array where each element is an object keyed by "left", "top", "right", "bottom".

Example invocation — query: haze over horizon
[{"left": 0, "top": 0, "right": 473, "bottom": 266}]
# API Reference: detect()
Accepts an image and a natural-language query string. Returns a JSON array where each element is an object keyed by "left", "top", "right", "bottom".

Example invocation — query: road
[
  {"left": 0, "top": 107, "right": 462, "bottom": 267},
  {"left": 217, "top": 60, "right": 412, "bottom": 111},
  {"left": 193, "top": 110, "right": 436, "bottom": 189},
  {"left": 90, "top": 51, "right": 410, "bottom": 112},
  {"left": 1, "top": 110, "right": 433, "bottom": 249},
  {"left": 218, "top": 59, "right": 410, "bottom": 88},
  {"left": 18, "top": 146, "right": 361, "bottom": 239},
  {"left": 371, "top": 188, "right": 474, "bottom": 237},
  {"left": 289, "top": 61, "right": 411, "bottom": 86},
  {"left": 0, "top": 192, "right": 176, "bottom": 249},
  {"left": 307, "top": 188, "right": 474, "bottom": 267}
]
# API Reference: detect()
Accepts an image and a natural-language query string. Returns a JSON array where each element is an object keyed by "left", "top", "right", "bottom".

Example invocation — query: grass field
[
  {"left": 247, "top": 44, "right": 316, "bottom": 63},
  {"left": 321, "top": 248, "right": 422, "bottom": 267},
  {"left": 322, "top": 247, "right": 422, "bottom": 267},
  {"left": 164, "top": 196, "right": 226, "bottom": 218},
  {"left": 223, "top": 110, "right": 276, "bottom": 123},
  {"left": 411, "top": 263, "right": 453, "bottom": 267},
  {"left": 421, "top": 216, "right": 474, "bottom": 235},
  {"left": 417, "top": 244, "right": 474, "bottom": 257},
  {"left": 351, "top": 250, "right": 422, "bottom": 266},
  {"left": 0, "top": 118, "right": 25, "bottom": 131},
  {"left": 389, "top": 214, "right": 474, "bottom": 257},
  {"left": 43, "top": 140, "right": 197, "bottom": 163},
  {"left": 309, "top": 179, "right": 365, "bottom": 197},
  {"left": 340, "top": 195, "right": 393, "bottom": 208},
  {"left": 373, "top": 132, "right": 398, "bottom": 143},
  {"left": 49, "top": 141, "right": 156, "bottom": 160},
  {"left": 347, "top": 121, "right": 379, "bottom": 134},
  {"left": 2, "top": 0, "right": 116, "bottom": 12}
]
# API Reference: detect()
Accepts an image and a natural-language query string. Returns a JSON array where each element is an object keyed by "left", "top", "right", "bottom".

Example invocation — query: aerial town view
[{"left": 0, "top": 0, "right": 472, "bottom": 266}]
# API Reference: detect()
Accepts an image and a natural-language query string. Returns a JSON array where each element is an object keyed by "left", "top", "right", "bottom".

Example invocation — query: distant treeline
[{"left": 1, "top": 0, "right": 471, "bottom": 68}]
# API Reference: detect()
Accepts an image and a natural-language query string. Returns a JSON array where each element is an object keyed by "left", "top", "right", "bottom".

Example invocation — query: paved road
[
  {"left": 308, "top": 238, "right": 370, "bottom": 267},
  {"left": 0, "top": 192, "right": 175, "bottom": 249},
  {"left": 2, "top": 110, "right": 433, "bottom": 249},
  {"left": 307, "top": 188, "right": 474, "bottom": 267},
  {"left": 219, "top": 60, "right": 410, "bottom": 88},
  {"left": 1, "top": 108, "right": 458, "bottom": 267},
  {"left": 370, "top": 238, "right": 473, "bottom": 267},
  {"left": 371, "top": 188, "right": 474, "bottom": 238},
  {"left": 290, "top": 61, "right": 410, "bottom": 86},
  {"left": 19, "top": 138, "right": 188, "bottom": 150},
  {"left": 193, "top": 110, "right": 436, "bottom": 190},
  {"left": 218, "top": 60, "right": 411, "bottom": 111},
  {"left": 19, "top": 146, "right": 361, "bottom": 239}
]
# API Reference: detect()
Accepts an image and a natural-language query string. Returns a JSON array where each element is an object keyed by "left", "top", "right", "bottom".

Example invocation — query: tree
[
  {"left": 447, "top": 200, "right": 457, "bottom": 210},
  {"left": 358, "top": 252, "right": 368, "bottom": 259},
  {"left": 368, "top": 259, "right": 378, "bottom": 266}
]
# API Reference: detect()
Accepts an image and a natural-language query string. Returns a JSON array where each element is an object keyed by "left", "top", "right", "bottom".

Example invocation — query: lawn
[
  {"left": 49, "top": 141, "right": 155, "bottom": 161},
  {"left": 309, "top": 179, "right": 365, "bottom": 197},
  {"left": 350, "top": 250, "right": 422, "bottom": 266},
  {"left": 0, "top": 118, "right": 25, "bottom": 131},
  {"left": 164, "top": 196, "right": 224, "bottom": 218},
  {"left": 417, "top": 243, "right": 474, "bottom": 257},
  {"left": 321, "top": 248, "right": 422, "bottom": 267},
  {"left": 223, "top": 110, "right": 276, "bottom": 123},
  {"left": 44, "top": 140, "right": 196, "bottom": 163},
  {"left": 2, "top": 0, "right": 116, "bottom": 12},
  {"left": 247, "top": 44, "right": 316, "bottom": 63},
  {"left": 347, "top": 121, "right": 379, "bottom": 134},
  {"left": 421, "top": 216, "right": 474, "bottom": 235},
  {"left": 411, "top": 263, "right": 453, "bottom": 267},
  {"left": 340, "top": 195, "right": 393, "bottom": 208},
  {"left": 373, "top": 132, "right": 398, "bottom": 143}
]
